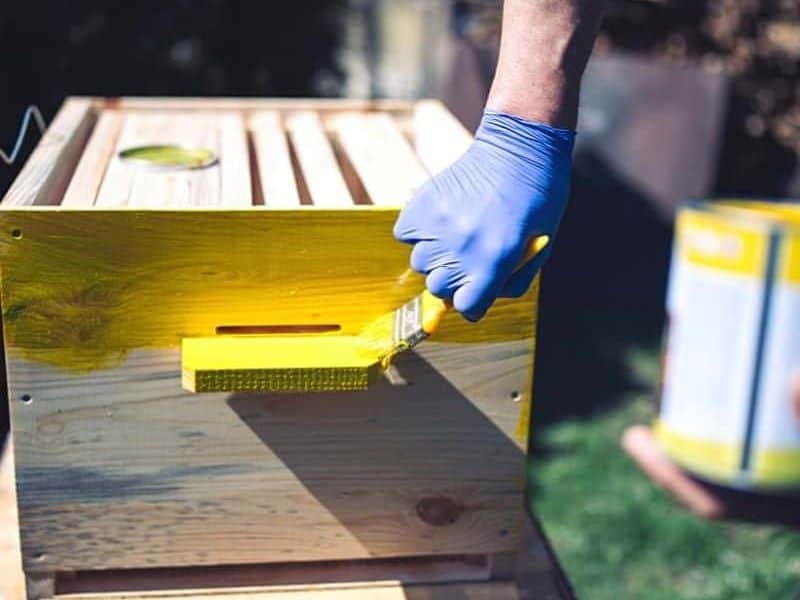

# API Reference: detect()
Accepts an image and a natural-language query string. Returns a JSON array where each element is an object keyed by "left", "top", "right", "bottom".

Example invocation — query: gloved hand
[{"left": 393, "top": 110, "right": 576, "bottom": 321}]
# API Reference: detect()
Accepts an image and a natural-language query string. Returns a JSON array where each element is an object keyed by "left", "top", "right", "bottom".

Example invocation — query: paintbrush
[
  {"left": 360, "top": 235, "right": 550, "bottom": 369},
  {"left": 181, "top": 235, "right": 549, "bottom": 393}
]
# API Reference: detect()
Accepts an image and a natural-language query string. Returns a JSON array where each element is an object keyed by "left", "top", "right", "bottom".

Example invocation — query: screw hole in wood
[
  {"left": 11, "top": 228, "right": 22, "bottom": 239},
  {"left": 20, "top": 394, "right": 33, "bottom": 405}
]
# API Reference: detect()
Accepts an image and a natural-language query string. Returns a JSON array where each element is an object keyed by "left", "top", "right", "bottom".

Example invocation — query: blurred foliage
[
  {"left": 458, "top": 0, "right": 800, "bottom": 195},
  {"left": 530, "top": 348, "right": 800, "bottom": 600},
  {"left": 600, "top": 0, "right": 800, "bottom": 195},
  {"left": 0, "top": 0, "right": 346, "bottom": 195}
]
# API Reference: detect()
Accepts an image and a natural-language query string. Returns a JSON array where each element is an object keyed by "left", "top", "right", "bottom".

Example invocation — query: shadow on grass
[
  {"left": 531, "top": 148, "right": 673, "bottom": 433},
  {"left": 690, "top": 477, "right": 800, "bottom": 530}
]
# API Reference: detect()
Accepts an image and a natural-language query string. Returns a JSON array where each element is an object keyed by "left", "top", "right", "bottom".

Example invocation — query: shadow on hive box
[{"left": 227, "top": 349, "right": 526, "bottom": 555}]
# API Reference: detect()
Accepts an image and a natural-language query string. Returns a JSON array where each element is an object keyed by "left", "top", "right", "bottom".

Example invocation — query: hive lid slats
[
  {"left": 62, "top": 110, "right": 124, "bottom": 207},
  {"left": 333, "top": 113, "right": 429, "bottom": 206},
  {"left": 94, "top": 112, "right": 249, "bottom": 208},
  {"left": 285, "top": 111, "right": 353, "bottom": 207},
  {"left": 3, "top": 100, "right": 469, "bottom": 210},
  {"left": 218, "top": 113, "right": 253, "bottom": 208},
  {"left": 412, "top": 100, "right": 473, "bottom": 176},
  {"left": 249, "top": 111, "right": 301, "bottom": 207}
]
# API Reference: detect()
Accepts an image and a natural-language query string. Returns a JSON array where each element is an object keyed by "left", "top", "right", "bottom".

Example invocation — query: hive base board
[{"left": 0, "top": 439, "right": 574, "bottom": 600}]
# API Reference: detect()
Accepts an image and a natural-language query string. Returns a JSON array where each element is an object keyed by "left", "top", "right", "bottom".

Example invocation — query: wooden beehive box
[{"left": 0, "top": 98, "right": 539, "bottom": 597}]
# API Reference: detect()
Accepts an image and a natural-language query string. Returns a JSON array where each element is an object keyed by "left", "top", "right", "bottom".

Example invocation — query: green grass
[{"left": 529, "top": 348, "right": 800, "bottom": 600}]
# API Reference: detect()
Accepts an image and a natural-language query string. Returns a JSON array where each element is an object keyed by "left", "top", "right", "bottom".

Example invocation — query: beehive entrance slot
[{"left": 215, "top": 324, "right": 341, "bottom": 335}]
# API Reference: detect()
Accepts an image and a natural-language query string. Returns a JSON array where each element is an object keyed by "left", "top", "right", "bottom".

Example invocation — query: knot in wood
[{"left": 415, "top": 496, "right": 464, "bottom": 527}]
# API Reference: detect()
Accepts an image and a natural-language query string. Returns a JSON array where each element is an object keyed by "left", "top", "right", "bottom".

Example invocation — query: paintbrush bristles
[
  {"left": 359, "top": 291, "right": 450, "bottom": 367},
  {"left": 358, "top": 310, "right": 398, "bottom": 358}
]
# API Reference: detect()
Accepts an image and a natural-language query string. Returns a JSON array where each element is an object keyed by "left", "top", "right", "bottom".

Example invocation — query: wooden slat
[
  {"left": 57, "top": 557, "right": 492, "bottom": 594},
  {"left": 95, "top": 112, "right": 251, "bottom": 208},
  {"left": 333, "top": 113, "right": 428, "bottom": 206},
  {"left": 94, "top": 113, "right": 211, "bottom": 207},
  {"left": 249, "top": 112, "right": 301, "bottom": 207},
  {"left": 94, "top": 97, "right": 414, "bottom": 114},
  {"left": 285, "top": 111, "right": 352, "bottom": 207},
  {"left": 2, "top": 98, "right": 95, "bottom": 206},
  {"left": 54, "top": 581, "right": 519, "bottom": 599},
  {"left": 219, "top": 113, "right": 253, "bottom": 208},
  {"left": 62, "top": 110, "right": 124, "bottom": 207},
  {"left": 8, "top": 342, "right": 531, "bottom": 571},
  {"left": 412, "top": 100, "right": 473, "bottom": 176},
  {"left": 1, "top": 453, "right": 569, "bottom": 600}
]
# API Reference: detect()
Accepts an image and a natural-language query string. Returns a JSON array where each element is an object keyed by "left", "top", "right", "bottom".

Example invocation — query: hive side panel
[
  {"left": 0, "top": 210, "right": 536, "bottom": 572},
  {"left": 285, "top": 112, "right": 353, "bottom": 207},
  {"left": 7, "top": 341, "right": 532, "bottom": 572},
  {"left": 249, "top": 112, "right": 301, "bottom": 207},
  {"left": 2, "top": 99, "right": 95, "bottom": 207},
  {"left": 62, "top": 110, "right": 124, "bottom": 207},
  {"left": 333, "top": 113, "right": 429, "bottom": 206}
]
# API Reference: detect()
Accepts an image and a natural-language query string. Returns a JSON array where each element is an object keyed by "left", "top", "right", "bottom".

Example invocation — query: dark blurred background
[{"left": 1, "top": 2, "right": 799, "bottom": 597}]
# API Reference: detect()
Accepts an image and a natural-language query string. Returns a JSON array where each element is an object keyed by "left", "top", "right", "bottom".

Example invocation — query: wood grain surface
[
  {"left": 94, "top": 112, "right": 251, "bottom": 208},
  {"left": 8, "top": 339, "right": 532, "bottom": 572},
  {"left": 332, "top": 113, "right": 428, "bottom": 206},
  {"left": 248, "top": 112, "right": 301, "bottom": 207},
  {"left": 3, "top": 99, "right": 95, "bottom": 207},
  {"left": 285, "top": 111, "right": 353, "bottom": 207},
  {"left": 1, "top": 442, "right": 572, "bottom": 600}
]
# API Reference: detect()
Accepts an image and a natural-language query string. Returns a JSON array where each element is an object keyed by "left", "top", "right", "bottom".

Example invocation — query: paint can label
[{"left": 657, "top": 202, "right": 800, "bottom": 489}]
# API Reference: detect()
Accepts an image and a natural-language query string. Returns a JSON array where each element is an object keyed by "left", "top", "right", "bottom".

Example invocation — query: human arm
[{"left": 394, "top": 0, "right": 607, "bottom": 320}]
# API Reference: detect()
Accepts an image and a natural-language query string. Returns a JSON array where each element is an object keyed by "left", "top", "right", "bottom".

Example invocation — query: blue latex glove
[{"left": 393, "top": 110, "right": 576, "bottom": 321}]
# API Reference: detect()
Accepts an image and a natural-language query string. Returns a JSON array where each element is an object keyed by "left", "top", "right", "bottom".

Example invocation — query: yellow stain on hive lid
[{"left": 0, "top": 209, "right": 538, "bottom": 372}]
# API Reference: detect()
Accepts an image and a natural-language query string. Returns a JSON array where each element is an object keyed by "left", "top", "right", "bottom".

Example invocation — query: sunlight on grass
[{"left": 529, "top": 348, "right": 800, "bottom": 600}]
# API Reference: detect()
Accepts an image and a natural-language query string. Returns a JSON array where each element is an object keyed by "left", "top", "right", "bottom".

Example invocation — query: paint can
[{"left": 656, "top": 200, "right": 800, "bottom": 490}]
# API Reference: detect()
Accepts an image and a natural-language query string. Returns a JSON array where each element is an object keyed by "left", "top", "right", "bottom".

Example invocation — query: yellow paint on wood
[
  {"left": 180, "top": 236, "right": 546, "bottom": 393},
  {"left": 0, "top": 209, "right": 537, "bottom": 372},
  {"left": 182, "top": 335, "right": 381, "bottom": 392}
]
